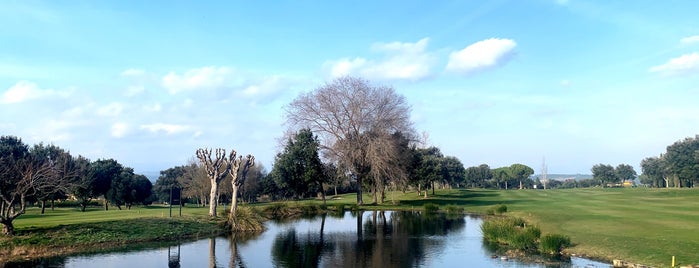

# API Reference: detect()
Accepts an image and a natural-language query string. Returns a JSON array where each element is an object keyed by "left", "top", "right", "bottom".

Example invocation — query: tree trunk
[
  {"left": 209, "top": 238, "right": 216, "bottom": 268},
  {"left": 320, "top": 182, "right": 326, "bottom": 206},
  {"left": 229, "top": 184, "right": 239, "bottom": 227},
  {"left": 432, "top": 181, "right": 435, "bottom": 195},
  {"left": 80, "top": 203, "right": 86, "bottom": 212},
  {"left": 51, "top": 200, "right": 55, "bottom": 211},
  {"left": 40, "top": 200, "right": 46, "bottom": 215},
  {"left": 104, "top": 199, "right": 109, "bottom": 211},
  {"left": 356, "top": 180, "right": 363, "bottom": 205},
  {"left": 2, "top": 221, "right": 14, "bottom": 236},
  {"left": 209, "top": 179, "right": 219, "bottom": 218}
]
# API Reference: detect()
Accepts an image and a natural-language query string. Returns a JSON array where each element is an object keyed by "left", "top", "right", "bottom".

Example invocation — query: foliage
[
  {"left": 480, "top": 217, "right": 540, "bottom": 251},
  {"left": 464, "top": 164, "right": 492, "bottom": 188},
  {"left": 614, "top": 164, "right": 637, "bottom": 183},
  {"left": 539, "top": 233, "right": 571, "bottom": 255},
  {"left": 495, "top": 204, "right": 507, "bottom": 214},
  {"left": 423, "top": 203, "right": 439, "bottom": 213},
  {"left": 591, "top": 163, "right": 617, "bottom": 187},
  {"left": 444, "top": 205, "right": 464, "bottom": 214},
  {"left": 270, "top": 129, "right": 326, "bottom": 200}
]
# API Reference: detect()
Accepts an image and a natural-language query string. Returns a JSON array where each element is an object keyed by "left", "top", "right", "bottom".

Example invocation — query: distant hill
[{"left": 532, "top": 174, "right": 593, "bottom": 181}]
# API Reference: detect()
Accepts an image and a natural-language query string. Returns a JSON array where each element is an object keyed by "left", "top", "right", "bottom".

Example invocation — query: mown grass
[
  {"left": 5, "top": 188, "right": 699, "bottom": 267},
  {"left": 254, "top": 188, "right": 699, "bottom": 267}
]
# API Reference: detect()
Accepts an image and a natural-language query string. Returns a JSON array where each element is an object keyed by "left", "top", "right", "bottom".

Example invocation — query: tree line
[
  {"left": 639, "top": 135, "right": 699, "bottom": 188},
  {"left": 0, "top": 136, "right": 153, "bottom": 235}
]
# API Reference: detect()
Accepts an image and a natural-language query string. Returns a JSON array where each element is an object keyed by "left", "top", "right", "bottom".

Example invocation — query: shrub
[
  {"left": 485, "top": 208, "right": 496, "bottom": 215},
  {"left": 540, "top": 233, "right": 571, "bottom": 255},
  {"left": 445, "top": 205, "right": 464, "bottom": 214},
  {"left": 495, "top": 204, "right": 508, "bottom": 214},
  {"left": 423, "top": 203, "right": 439, "bottom": 213},
  {"left": 480, "top": 217, "right": 539, "bottom": 251},
  {"left": 229, "top": 206, "right": 265, "bottom": 232}
]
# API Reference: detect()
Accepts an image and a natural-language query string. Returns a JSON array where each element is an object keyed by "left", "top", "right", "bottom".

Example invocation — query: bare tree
[
  {"left": 196, "top": 148, "right": 233, "bottom": 218},
  {"left": 178, "top": 160, "right": 210, "bottom": 207},
  {"left": 286, "top": 76, "right": 415, "bottom": 205},
  {"left": 0, "top": 136, "right": 54, "bottom": 235},
  {"left": 228, "top": 154, "right": 254, "bottom": 228}
]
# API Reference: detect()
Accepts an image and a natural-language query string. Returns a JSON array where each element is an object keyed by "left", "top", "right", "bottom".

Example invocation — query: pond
[{"left": 7, "top": 211, "right": 610, "bottom": 267}]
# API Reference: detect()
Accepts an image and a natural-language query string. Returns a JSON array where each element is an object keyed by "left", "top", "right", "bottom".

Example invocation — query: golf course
[{"left": 3, "top": 187, "right": 698, "bottom": 267}]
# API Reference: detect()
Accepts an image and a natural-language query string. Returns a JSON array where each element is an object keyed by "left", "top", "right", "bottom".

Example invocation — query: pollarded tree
[
  {"left": 591, "top": 164, "right": 617, "bottom": 187},
  {"left": 227, "top": 151, "right": 254, "bottom": 228},
  {"left": 614, "top": 164, "right": 637, "bottom": 184},
  {"left": 196, "top": 148, "right": 233, "bottom": 218},
  {"left": 286, "top": 76, "right": 415, "bottom": 205}
]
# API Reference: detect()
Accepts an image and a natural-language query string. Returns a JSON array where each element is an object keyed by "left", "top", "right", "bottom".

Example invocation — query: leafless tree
[
  {"left": 178, "top": 160, "right": 210, "bottom": 207},
  {"left": 286, "top": 76, "right": 415, "bottom": 205},
  {"left": 227, "top": 154, "right": 254, "bottom": 228},
  {"left": 196, "top": 148, "right": 233, "bottom": 218}
]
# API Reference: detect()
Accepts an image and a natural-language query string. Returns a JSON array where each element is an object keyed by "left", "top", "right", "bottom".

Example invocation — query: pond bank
[{"left": 0, "top": 217, "right": 224, "bottom": 263}]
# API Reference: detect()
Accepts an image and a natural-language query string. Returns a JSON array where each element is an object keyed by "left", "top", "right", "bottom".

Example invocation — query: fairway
[{"left": 7, "top": 188, "right": 699, "bottom": 267}]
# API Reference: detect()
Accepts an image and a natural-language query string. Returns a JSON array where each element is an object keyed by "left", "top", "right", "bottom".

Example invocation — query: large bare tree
[{"left": 286, "top": 76, "right": 414, "bottom": 205}]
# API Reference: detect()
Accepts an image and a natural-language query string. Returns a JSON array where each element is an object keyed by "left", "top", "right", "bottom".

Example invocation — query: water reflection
[{"left": 3, "top": 211, "right": 609, "bottom": 268}]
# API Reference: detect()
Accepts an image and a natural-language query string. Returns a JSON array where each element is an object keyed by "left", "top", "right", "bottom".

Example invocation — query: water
[{"left": 6, "top": 211, "right": 610, "bottom": 267}]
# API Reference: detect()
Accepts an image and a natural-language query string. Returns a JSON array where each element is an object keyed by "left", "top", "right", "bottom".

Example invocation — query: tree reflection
[{"left": 271, "top": 211, "right": 465, "bottom": 267}]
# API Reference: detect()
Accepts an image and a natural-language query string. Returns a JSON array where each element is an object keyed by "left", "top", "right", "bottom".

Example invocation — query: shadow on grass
[{"left": 398, "top": 189, "right": 526, "bottom": 208}]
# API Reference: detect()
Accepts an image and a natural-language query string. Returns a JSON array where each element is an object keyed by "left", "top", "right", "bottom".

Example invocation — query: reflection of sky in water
[{"left": 55, "top": 212, "right": 609, "bottom": 268}]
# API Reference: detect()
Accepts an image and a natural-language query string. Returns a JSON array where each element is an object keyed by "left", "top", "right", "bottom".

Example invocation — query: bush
[
  {"left": 229, "top": 206, "right": 265, "bottom": 232},
  {"left": 495, "top": 204, "right": 508, "bottom": 214},
  {"left": 423, "top": 203, "right": 439, "bottom": 213},
  {"left": 445, "top": 205, "right": 464, "bottom": 214},
  {"left": 480, "top": 217, "right": 539, "bottom": 251},
  {"left": 540, "top": 233, "right": 571, "bottom": 255},
  {"left": 485, "top": 208, "right": 496, "bottom": 215}
]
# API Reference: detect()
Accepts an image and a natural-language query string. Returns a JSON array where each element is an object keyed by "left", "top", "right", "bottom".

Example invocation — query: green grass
[
  {"left": 5, "top": 188, "right": 699, "bottom": 267},
  {"left": 269, "top": 188, "right": 699, "bottom": 267}
]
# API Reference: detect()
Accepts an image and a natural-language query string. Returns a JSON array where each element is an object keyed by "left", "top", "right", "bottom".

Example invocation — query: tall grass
[
  {"left": 540, "top": 233, "right": 571, "bottom": 255},
  {"left": 480, "top": 217, "right": 541, "bottom": 251}
]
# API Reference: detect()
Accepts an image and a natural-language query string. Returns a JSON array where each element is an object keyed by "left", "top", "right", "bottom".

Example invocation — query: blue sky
[{"left": 2, "top": 0, "right": 699, "bottom": 176}]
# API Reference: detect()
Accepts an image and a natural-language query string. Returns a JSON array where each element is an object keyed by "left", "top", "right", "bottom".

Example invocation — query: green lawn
[{"left": 9, "top": 188, "right": 699, "bottom": 267}]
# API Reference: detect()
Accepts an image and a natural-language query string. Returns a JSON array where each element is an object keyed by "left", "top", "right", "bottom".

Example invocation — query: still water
[{"left": 10, "top": 211, "right": 609, "bottom": 267}]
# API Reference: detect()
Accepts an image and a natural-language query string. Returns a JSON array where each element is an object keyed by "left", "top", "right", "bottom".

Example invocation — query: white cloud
[
  {"left": 140, "top": 123, "right": 191, "bottom": 135},
  {"left": 143, "top": 103, "right": 162, "bottom": 112},
  {"left": 1, "top": 80, "right": 69, "bottom": 104},
  {"left": 324, "top": 38, "right": 435, "bottom": 81},
  {"left": 649, "top": 52, "right": 699, "bottom": 76},
  {"left": 111, "top": 122, "right": 129, "bottom": 138},
  {"left": 680, "top": 35, "right": 699, "bottom": 45},
  {"left": 446, "top": 38, "right": 517, "bottom": 75},
  {"left": 161, "top": 66, "right": 232, "bottom": 94},
  {"left": 97, "top": 102, "right": 124, "bottom": 117}
]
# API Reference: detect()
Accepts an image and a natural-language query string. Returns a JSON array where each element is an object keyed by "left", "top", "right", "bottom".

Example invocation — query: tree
[
  {"left": 89, "top": 159, "right": 123, "bottom": 211},
  {"left": 440, "top": 156, "right": 465, "bottom": 189},
  {"left": 286, "top": 76, "right": 415, "bottom": 205},
  {"left": 414, "top": 147, "right": 443, "bottom": 197},
  {"left": 153, "top": 165, "right": 187, "bottom": 203},
  {"left": 196, "top": 148, "right": 233, "bottom": 218},
  {"left": 30, "top": 143, "right": 77, "bottom": 214},
  {"left": 178, "top": 162, "right": 210, "bottom": 206},
  {"left": 227, "top": 151, "right": 255, "bottom": 228},
  {"left": 614, "top": 164, "right": 637, "bottom": 184},
  {"left": 464, "top": 164, "right": 492, "bottom": 188},
  {"left": 70, "top": 155, "right": 93, "bottom": 212},
  {"left": 591, "top": 164, "right": 617, "bottom": 187},
  {"left": 271, "top": 129, "right": 326, "bottom": 200},
  {"left": 0, "top": 136, "right": 53, "bottom": 235},
  {"left": 508, "top": 164, "right": 534, "bottom": 189},
  {"left": 640, "top": 156, "right": 667, "bottom": 188},
  {"left": 491, "top": 167, "right": 511, "bottom": 189},
  {"left": 664, "top": 135, "right": 699, "bottom": 188}
]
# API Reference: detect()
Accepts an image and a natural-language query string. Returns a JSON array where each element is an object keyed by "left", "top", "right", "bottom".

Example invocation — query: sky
[{"left": 2, "top": 0, "right": 699, "bottom": 177}]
